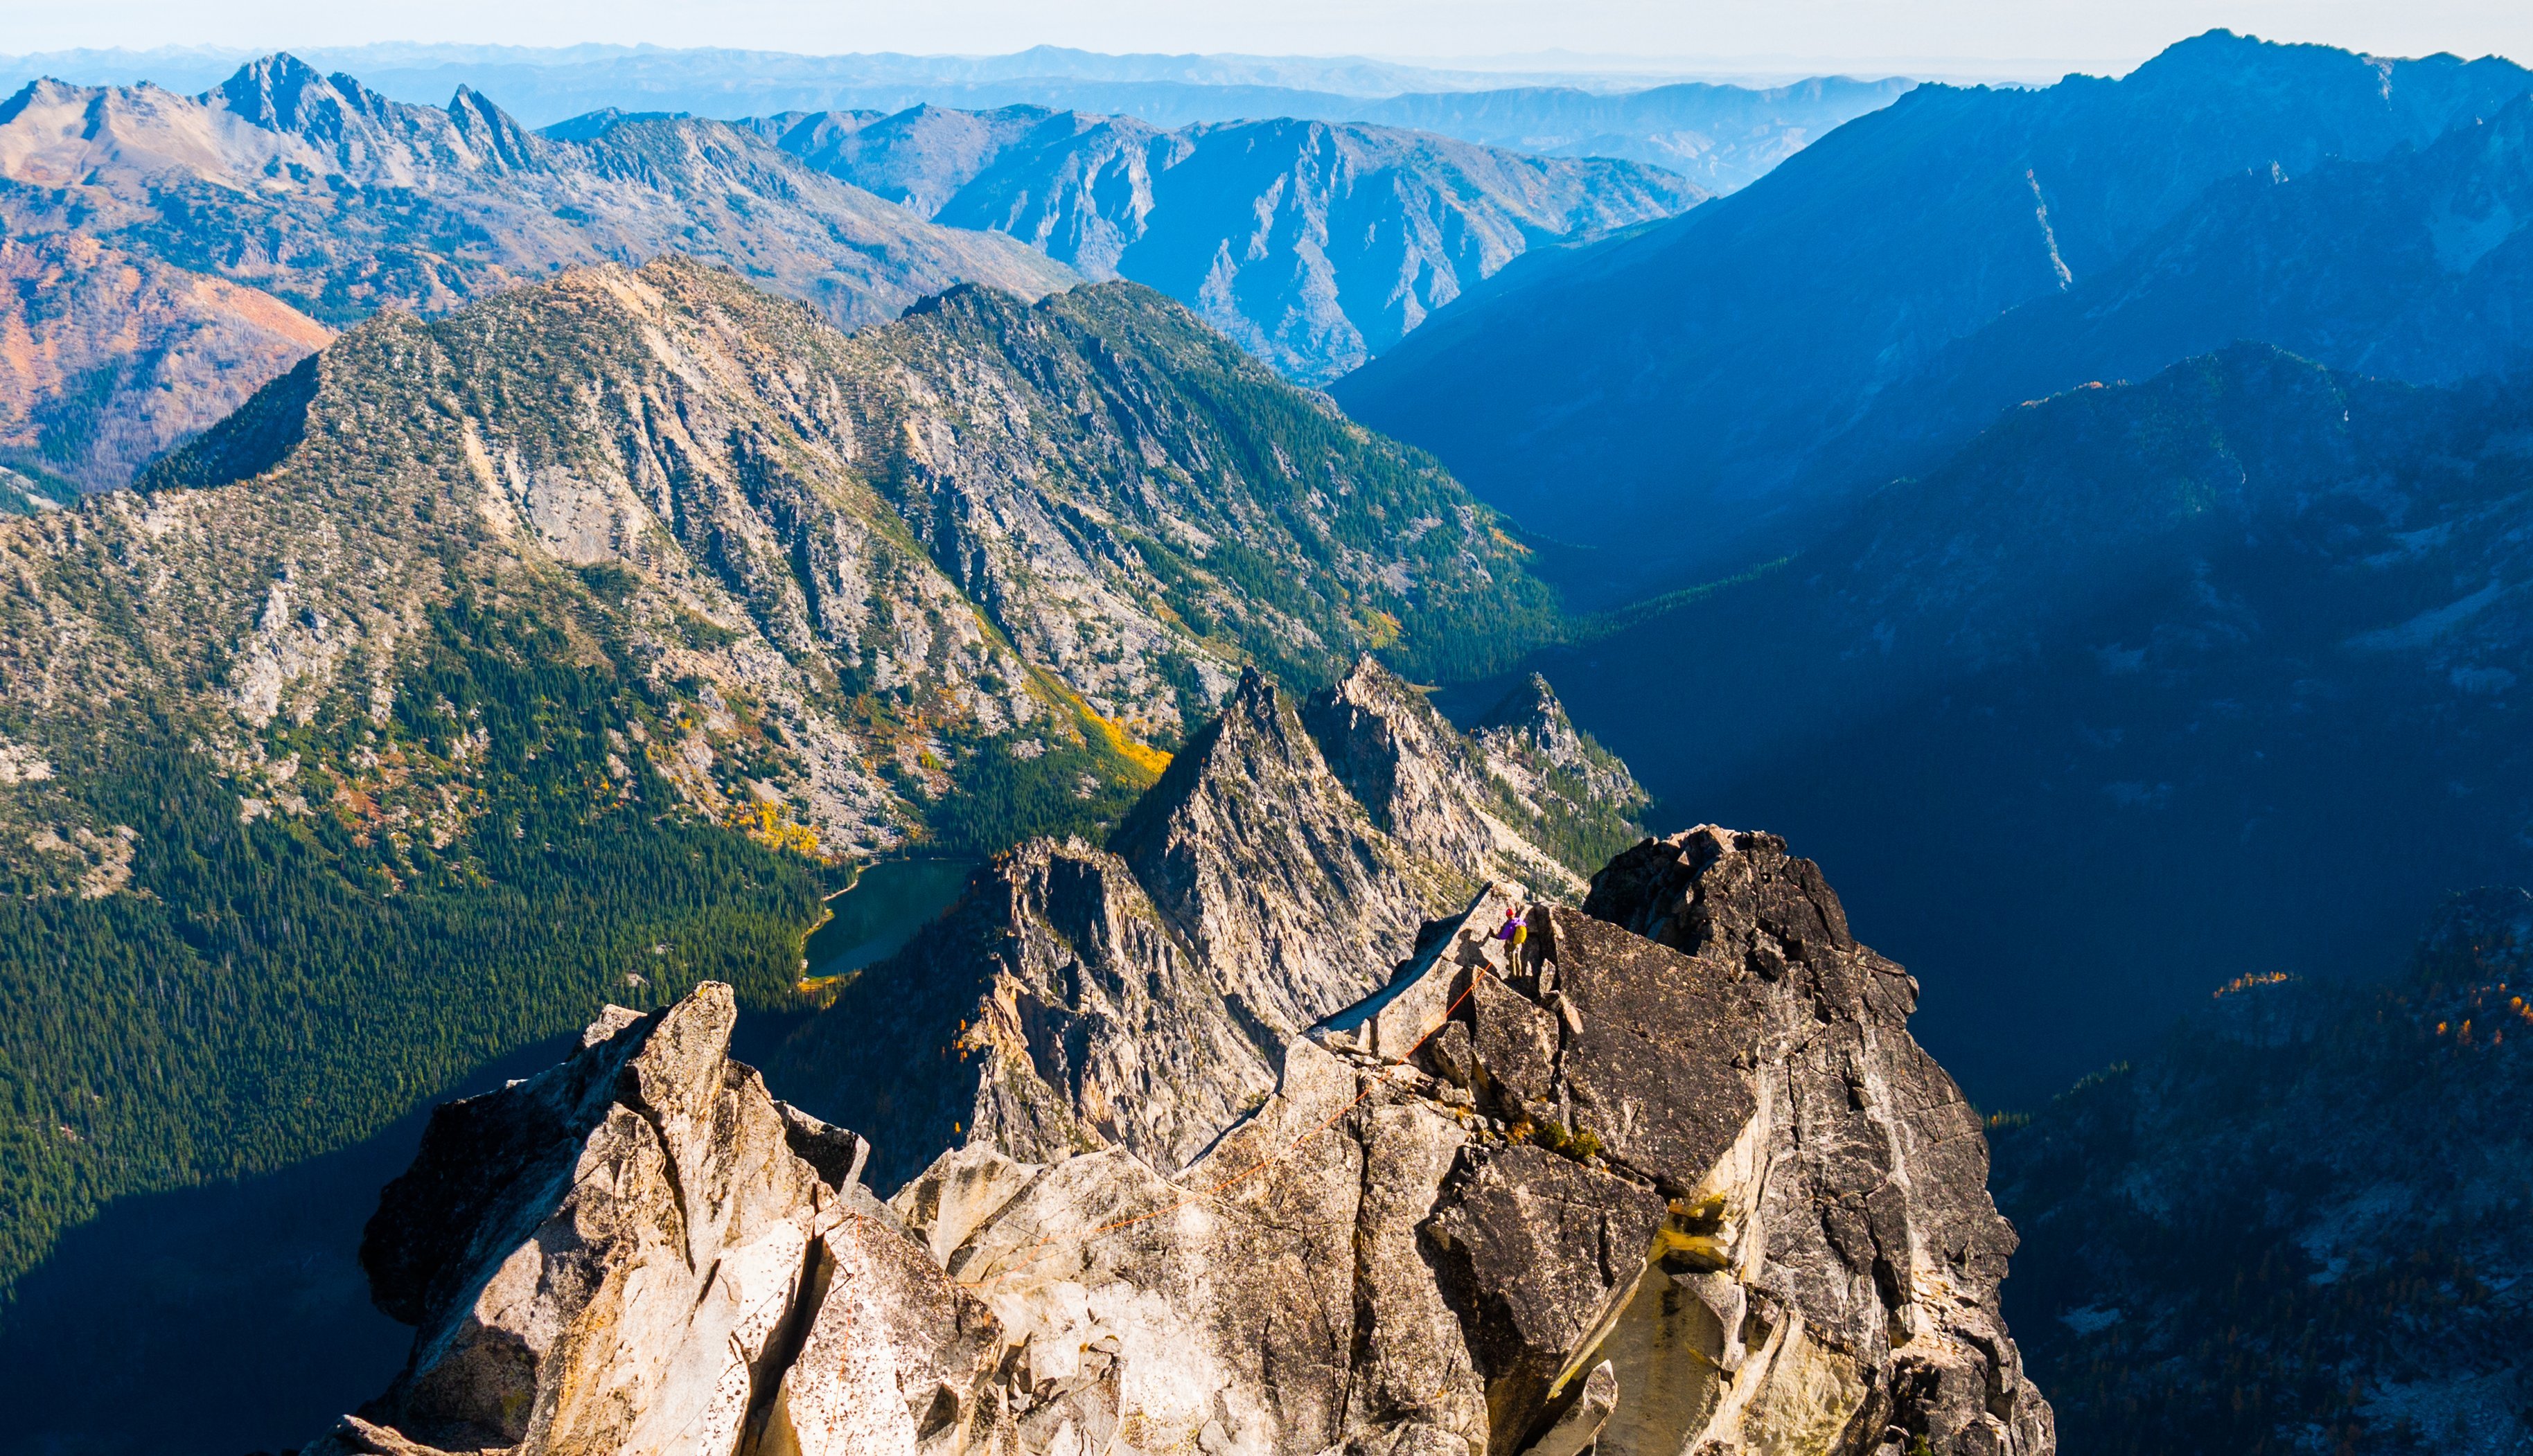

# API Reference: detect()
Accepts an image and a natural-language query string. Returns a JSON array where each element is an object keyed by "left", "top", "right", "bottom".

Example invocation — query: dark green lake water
[{"left": 802, "top": 858, "right": 976, "bottom": 979}]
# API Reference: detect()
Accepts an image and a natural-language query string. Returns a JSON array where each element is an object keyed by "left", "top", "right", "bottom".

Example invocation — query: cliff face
[
  {"left": 768, "top": 662, "right": 1643, "bottom": 1191},
  {"left": 1580, "top": 830, "right": 2051, "bottom": 1455},
  {"left": 312, "top": 697, "right": 2040, "bottom": 1456}
]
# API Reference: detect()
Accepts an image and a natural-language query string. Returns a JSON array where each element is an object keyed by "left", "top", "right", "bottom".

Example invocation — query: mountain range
[
  {"left": 4, "top": 24, "right": 2533, "bottom": 1456},
  {"left": 1, "top": 44, "right": 1916, "bottom": 189},
  {"left": 739, "top": 103, "right": 1703, "bottom": 382},
  {"left": 1337, "top": 30, "right": 2533, "bottom": 574},
  {"left": 0, "top": 53, "right": 1724, "bottom": 486},
  {"left": 0, "top": 54, "right": 1070, "bottom": 488},
  {"left": 0, "top": 258, "right": 1563, "bottom": 1313}
]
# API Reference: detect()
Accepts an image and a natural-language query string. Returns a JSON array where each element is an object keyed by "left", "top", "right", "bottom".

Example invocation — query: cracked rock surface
[{"left": 310, "top": 734, "right": 2040, "bottom": 1456}]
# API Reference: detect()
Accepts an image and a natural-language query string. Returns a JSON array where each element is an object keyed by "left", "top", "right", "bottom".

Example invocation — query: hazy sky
[{"left": 5, "top": 0, "right": 2526, "bottom": 71}]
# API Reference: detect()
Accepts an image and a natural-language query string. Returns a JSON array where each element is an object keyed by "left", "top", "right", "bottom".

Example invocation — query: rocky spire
[
  {"left": 771, "top": 662, "right": 1661, "bottom": 1196},
  {"left": 1113, "top": 665, "right": 1431, "bottom": 1035},
  {"left": 777, "top": 666, "right": 1440, "bottom": 1187},
  {"left": 1300, "top": 654, "right": 1638, "bottom": 894},
  {"left": 211, "top": 54, "right": 340, "bottom": 137},
  {"left": 324, "top": 984, "right": 881, "bottom": 1455},
  {"left": 1303, "top": 654, "right": 1505, "bottom": 886}
]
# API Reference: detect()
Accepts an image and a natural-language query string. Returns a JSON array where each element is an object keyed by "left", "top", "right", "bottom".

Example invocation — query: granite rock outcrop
[{"left": 314, "top": 822, "right": 2045, "bottom": 1456}]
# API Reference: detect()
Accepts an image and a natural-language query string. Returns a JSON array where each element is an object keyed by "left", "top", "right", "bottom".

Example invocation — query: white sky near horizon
[{"left": 0, "top": 0, "right": 2523, "bottom": 74}]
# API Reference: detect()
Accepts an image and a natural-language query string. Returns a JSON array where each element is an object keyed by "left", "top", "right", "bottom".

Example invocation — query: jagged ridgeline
[
  {"left": 771, "top": 660, "right": 1649, "bottom": 1191},
  {"left": 0, "top": 258, "right": 1563, "bottom": 1297}
]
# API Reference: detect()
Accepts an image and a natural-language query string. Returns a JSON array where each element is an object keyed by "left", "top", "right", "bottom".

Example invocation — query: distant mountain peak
[{"left": 762, "top": 100, "right": 1703, "bottom": 383}]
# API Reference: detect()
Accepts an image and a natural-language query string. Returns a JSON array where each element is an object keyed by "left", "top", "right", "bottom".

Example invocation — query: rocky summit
[
  {"left": 768, "top": 659, "right": 1641, "bottom": 1192},
  {"left": 303, "top": 692, "right": 2045, "bottom": 1456}
]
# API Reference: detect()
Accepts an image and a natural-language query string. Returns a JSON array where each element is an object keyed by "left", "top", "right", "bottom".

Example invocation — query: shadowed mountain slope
[
  {"left": 1993, "top": 887, "right": 2533, "bottom": 1455},
  {"left": 1804, "top": 87, "right": 2533, "bottom": 495},
  {"left": 1499, "top": 344, "right": 2533, "bottom": 1103},
  {"left": 1335, "top": 30, "right": 2533, "bottom": 570}
]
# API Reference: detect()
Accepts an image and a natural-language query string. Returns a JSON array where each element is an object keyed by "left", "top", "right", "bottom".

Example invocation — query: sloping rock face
[
  {"left": 1303, "top": 658, "right": 1587, "bottom": 898},
  {"left": 319, "top": 825, "right": 2047, "bottom": 1456},
  {"left": 0, "top": 260, "right": 1560, "bottom": 881},
  {"left": 769, "top": 662, "right": 1633, "bottom": 1191},
  {"left": 1577, "top": 828, "right": 2052, "bottom": 1455},
  {"left": 312, "top": 984, "right": 876, "bottom": 1456}
]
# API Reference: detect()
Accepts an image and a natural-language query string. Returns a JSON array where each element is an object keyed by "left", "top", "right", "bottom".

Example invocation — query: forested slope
[{"left": 0, "top": 258, "right": 1559, "bottom": 1297}]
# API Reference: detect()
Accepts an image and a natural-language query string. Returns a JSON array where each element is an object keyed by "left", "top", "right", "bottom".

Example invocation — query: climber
[{"left": 1495, "top": 903, "right": 1528, "bottom": 952}]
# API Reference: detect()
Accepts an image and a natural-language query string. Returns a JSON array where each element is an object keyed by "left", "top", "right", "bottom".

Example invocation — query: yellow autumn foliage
[{"left": 726, "top": 799, "right": 823, "bottom": 858}]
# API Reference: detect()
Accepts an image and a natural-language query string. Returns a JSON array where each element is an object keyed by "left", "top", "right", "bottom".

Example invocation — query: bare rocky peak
[
  {"left": 312, "top": 821, "right": 2048, "bottom": 1455},
  {"left": 770, "top": 660, "right": 1621, "bottom": 1191},
  {"left": 757, "top": 655, "right": 1434, "bottom": 1185},
  {"left": 1113, "top": 667, "right": 1437, "bottom": 1029},
  {"left": 1303, "top": 655, "right": 1506, "bottom": 881},
  {"left": 0, "top": 54, "right": 1070, "bottom": 331},
  {"left": 1475, "top": 673, "right": 1591, "bottom": 772},
  {"left": 1305, "top": 656, "right": 1631, "bottom": 896}
]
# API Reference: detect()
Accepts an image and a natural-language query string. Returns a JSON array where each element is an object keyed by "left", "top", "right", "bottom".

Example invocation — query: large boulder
[{"left": 310, "top": 986, "right": 885, "bottom": 1456}]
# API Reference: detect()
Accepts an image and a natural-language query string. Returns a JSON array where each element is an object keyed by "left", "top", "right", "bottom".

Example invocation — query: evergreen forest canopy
[{"left": 0, "top": 259, "right": 1577, "bottom": 1300}]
